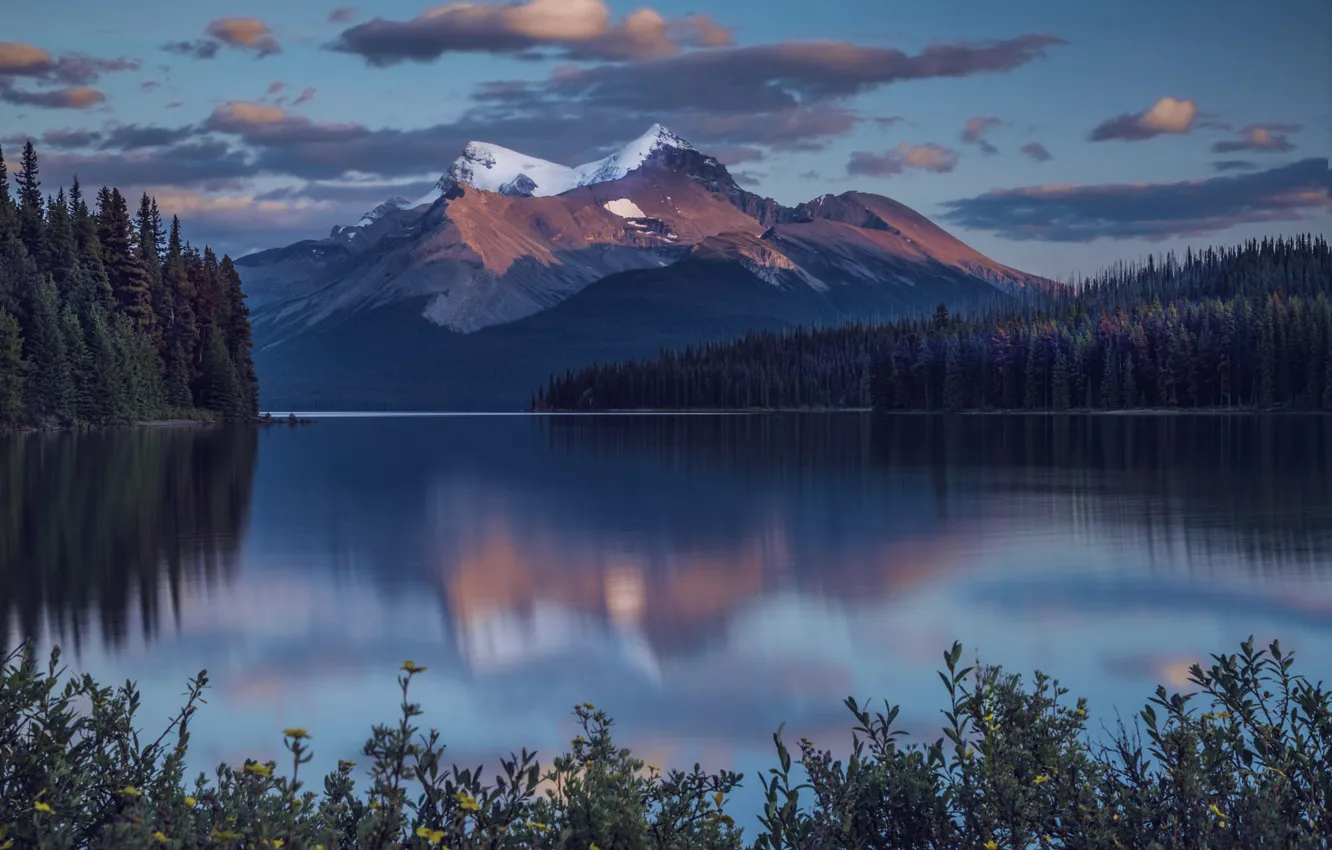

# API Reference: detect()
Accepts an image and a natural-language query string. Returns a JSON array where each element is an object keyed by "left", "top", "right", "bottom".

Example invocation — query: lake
[{"left": 4, "top": 413, "right": 1332, "bottom": 828}]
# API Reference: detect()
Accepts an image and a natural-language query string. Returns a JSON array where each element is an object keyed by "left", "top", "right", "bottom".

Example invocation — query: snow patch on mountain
[
  {"left": 356, "top": 196, "right": 412, "bottom": 228},
  {"left": 603, "top": 198, "right": 646, "bottom": 218},
  {"left": 415, "top": 124, "right": 695, "bottom": 206}
]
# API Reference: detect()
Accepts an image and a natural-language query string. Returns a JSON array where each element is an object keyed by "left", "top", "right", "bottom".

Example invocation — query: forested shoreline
[
  {"left": 0, "top": 142, "right": 257, "bottom": 431},
  {"left": 534, "top": 236, "right": 1332, "bottom": 413}
]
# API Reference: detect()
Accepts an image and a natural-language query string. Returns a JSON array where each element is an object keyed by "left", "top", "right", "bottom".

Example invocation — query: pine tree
[
  {"left": 1100, "top": 350, "right": 1120, "bottom": 409},
  {"left": 23, "top": 274, "right": 72, "bottom": 422},
  {"left": 1051, "top": 343, "right": 1071, "bottom": 410},
  {"left": 15, "top": 141, "right": 44, "bottom": 260},
  {"left": 218, "top": 256, "right": 258, "bottom": 415},
  {"left": 0, "top": 145, "right": 14, "bottom": 244},
  {"left": 98, "top": 187, "right": 156, "bottom": 332},
  {"left": 42, "top": 190, "right": 78, "bottom": 299},
  {"left": 59, "top": 305, "right": 95, "bottom": 421},
  {"left": 0, "top": 310, "right": 23, "bottom": 428},
  {"left": 69, "top": 177, "right": 113, "bottom": 312},
  {"left": 83, "top": 306, "right": 125, "bottom": 424},
  {"left": 200, "top": 323, "right": 242, "bottom": 415}
]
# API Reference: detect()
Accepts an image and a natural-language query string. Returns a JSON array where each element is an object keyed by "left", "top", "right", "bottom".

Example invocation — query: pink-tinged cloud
[
  {"left": 847, "top": 142, "right": 960, "bottom": 177},
  {"left": 292, "top": 87, "right": 317, "bottom": 106},
  {"left": 207, "top": 18, "right": 282, "bottom": 56},
  {"left": 0, "top": 85, "right": 106, "bottom": 109},
  {"left": 1211, "top": 122, "right": 1301, "bottom": 153},
  {"left": 1090, "top": 96, "right": 1198, "bottom": 141},
  {"left": 941, "top": 157, "right": 1331, "bottom": 241},
  {"left": 0, "top": 41, "right": 139, "bottom": 84},
  {"left": 961, "top": 116, "right": 1001, "bottom": 154},
  {"left": 329, "top": 0, "right": 733, "bottom": 63},
  {"left": 1020, "top": 141, "right": 1052, "bottom": 162}
]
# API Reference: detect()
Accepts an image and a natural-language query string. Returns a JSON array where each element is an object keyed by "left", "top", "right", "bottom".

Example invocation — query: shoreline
[{"left": 527, "top": 406, "right": 1332, "bottom": 416}]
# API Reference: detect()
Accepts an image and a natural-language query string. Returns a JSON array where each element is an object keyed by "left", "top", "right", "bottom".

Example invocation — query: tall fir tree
[
  {"left": 42, "top": 190, "right": 78, "bottom": 299},
  {"left": 0, "top": 310, "right": 23, "bottom": 428},
  {"left": 218, "top": 256, "right": 258, "bottom": 415},
  {"left": 0, "top": 144, "right": 14, "bottom": 243},
  {"left": 15, "top": 141, "right": 44, "bottom": 261},
  {"left": 98, "top": 187, "right": 157, "bottom": 333},
  {"left": 22, "top": 274, "right": 72, "bottom": 422},
  {"left": 68, "top": 177, "right": 113, "bottom": 312}
]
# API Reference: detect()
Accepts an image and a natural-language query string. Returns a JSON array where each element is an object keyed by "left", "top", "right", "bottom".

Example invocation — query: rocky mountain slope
[{"left": 240, "top": 124, "right": 1054, "bottom": 410}]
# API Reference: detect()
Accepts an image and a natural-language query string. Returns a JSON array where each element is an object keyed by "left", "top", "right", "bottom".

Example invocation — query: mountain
[{"left": 241, "top": 124, "right": 1054, "bottom": 411}]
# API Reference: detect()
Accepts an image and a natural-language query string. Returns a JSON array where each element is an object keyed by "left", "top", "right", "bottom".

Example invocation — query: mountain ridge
[{"left": 239, "top": 124, "right": 1055, "bottom": 409}]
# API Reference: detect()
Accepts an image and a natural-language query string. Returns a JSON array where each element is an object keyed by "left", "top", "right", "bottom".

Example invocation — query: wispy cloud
[
  {"left": 941, "top": 158, "right": 1332, "bottom": 241},
  {"left": 1211, "top": 123, "right": 1301, "bottom": 153},
  {"left": 1019, "top": 141, "right": 1052, "bottom": 161},
  {"left": 1090, "top": 96, "right": 1198, "bottom": 142},
  {"left": 847, "top": 142, "right": 960, "bottom": 177},
  {"left": 960, "top": 116, "right": 1001, "bottom": 155}
]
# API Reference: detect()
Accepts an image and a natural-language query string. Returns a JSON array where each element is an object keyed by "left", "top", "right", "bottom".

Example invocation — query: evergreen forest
[
  {"left": 0, "top": 142, "right": 257, "bottom": 430},
  {"left": 534, "top": 235, "right": 1332, "bottom": 413}
]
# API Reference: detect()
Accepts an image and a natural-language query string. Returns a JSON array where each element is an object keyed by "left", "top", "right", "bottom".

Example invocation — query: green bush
[{"left": 1, "top": 639, "right": 1327, "bottom": 848}]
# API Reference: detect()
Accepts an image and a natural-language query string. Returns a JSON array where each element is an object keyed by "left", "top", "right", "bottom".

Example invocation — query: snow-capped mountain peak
[
  {"left": 414, "top": 125, "right": 698, "bottom": 205},
  {"left": 356, "top": 196, "right": 412, "bottom": 228}
]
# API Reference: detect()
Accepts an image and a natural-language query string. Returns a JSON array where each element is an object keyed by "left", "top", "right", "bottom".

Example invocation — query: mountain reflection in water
[{"left": 3, "top": 413, "right": 1330, "bottom": 826}]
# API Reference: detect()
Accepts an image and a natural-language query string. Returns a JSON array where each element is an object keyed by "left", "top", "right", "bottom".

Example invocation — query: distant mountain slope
[{"left": 241, "top": 124, "right": 1055, "bottom": 410}]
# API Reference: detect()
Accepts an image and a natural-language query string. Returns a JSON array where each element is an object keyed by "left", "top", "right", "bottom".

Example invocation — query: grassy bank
[{"left": 1, "top": 638, "right": 1327, "bottom": 848}]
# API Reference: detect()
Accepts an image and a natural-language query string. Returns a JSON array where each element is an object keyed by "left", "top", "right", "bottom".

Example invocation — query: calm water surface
[{"left": 3, "top": 413, "right": 1332, "bottom": 826}]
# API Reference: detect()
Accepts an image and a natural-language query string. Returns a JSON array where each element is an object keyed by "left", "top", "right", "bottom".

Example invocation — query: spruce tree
[
  {"left": 42, "top": 190, "right": 78, "bottom": 299},
  {"left": 59, "top": 304, "right": 95, "bottom": 422},
  {"left": 15, "top": 142, "right": 43, "bottom": 260},
  {"left": 99, "top": 188, "right": 156, "bottom": 332},
  {"left": 0, "top": 310, "right": 23, "bottom": 428},
  {"left": 200, "top": 323, "right": 241, "bottom": 415},
  {"left": 0, "top": 145, "right": 14, "bottom": 243},
  {"left": 69, "top": 178, "right": 113, "bottom": 312},
  {"left": 218, "top": 256, "right": 258, "bottom": 415},
  {"left": 23, "top": 274, "right": 72, "bottom": 422}
]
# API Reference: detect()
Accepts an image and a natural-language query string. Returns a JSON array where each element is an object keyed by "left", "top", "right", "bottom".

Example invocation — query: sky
[{"left": 2, "top": 0, "right": 1330, "bottom": 279}]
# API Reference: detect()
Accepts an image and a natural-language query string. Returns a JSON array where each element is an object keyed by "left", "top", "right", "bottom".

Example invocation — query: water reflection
[
  {"left": 2, "top": 413, "right": 1331, "bottom": 829},
  {"left": 0, "top": 425, "right": 258, "bottom": 648}
]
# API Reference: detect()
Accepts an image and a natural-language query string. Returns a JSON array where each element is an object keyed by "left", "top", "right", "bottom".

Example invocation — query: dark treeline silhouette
[
  {"left": 0, "top": 425, "right": 259, "bottom": 650},
  {"left": 535, "top": 236, "right": 1332, "bottom": 412},
  {"left": 0, "top": 141, "right": 257, "bottom": 430}
]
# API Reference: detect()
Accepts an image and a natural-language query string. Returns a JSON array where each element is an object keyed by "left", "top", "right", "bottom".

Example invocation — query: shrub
[{"left": 1, "top": 639, "right": 1326, "bottom": 848}]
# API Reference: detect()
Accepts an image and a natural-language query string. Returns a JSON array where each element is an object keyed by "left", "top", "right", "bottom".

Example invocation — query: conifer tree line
[
  {"left": 0, "top": 141, "right": 257, "bottom": 430},
  {"left": 534, "top": 235, "right": 1332, "bottom": 412}
]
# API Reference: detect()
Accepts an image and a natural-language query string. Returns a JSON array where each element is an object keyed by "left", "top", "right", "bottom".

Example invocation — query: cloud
[
  {"left": 164, "top": 19, "right": 281, "bottom": 61},
  {"left": 2, "top": 127, "right": 103, "bottom": 150},
  {"left": 328, "top": 0, "right": 732, "bottom": 64},
  {"left": 1090, "top": 96, "right": 1198, "bottom": 141},
  {"left": 873, "top": 116, "right": 906, "bottom": 128},
  {"left": 709, "top": 145, "right": 764, "bottom": 165},
  {"left": 0, "top": 85, "right": 106, "bottom": 109},
  {"left": 1211, "top": 122, "right": 1301, "bottom": 153},
  {"left": 1019, "top": 141, "right": 1052, "bottom": 162},
  {"left": 847, "top": 142, "right": 960, "bottom": 177},
  {"left": 163, "top": 40, "right": 222, "bottom": 60},
  {"left": 292, "top": 87, "right": 317, "bottom": 106},
  {"left": 798, "top": 169, "right": 822, "bottom": 181},
  {"left": 730, "top": 169, "right": 765, "bottom": 187},
  {"left": 207, "top": 18, "right": 282, "bottom": 57},
  {"left": 140, "top": 80, "right": 161, "bottom": 91},
  {"left": 961, "top": 116, "right": 1000, "bottom": 155},
  {"left": 531, "top": 35, "right": 1064, "bottom": 114},
  {"left": 99, "top": 123, "right": 196, "bottom": 150},
  {"left": 940, "top": 158, "right": 1332, "bottom": 241},
  {"left": 1211, "top": 159, "right": 1259, "bottom": 172},
  {"left": 39, "top": 141, "right": 256, "bottom": 191},
  {"left": 267, "top": 81, "right": 286, "bottom": 94},
  {"left": 329, "top": 6, "right": 358, "bottom": 24},
  {"left": 0, "top": 42, "right": 139, "bottom": 84},
  {"left": 255, "top": 179, "right": 438, "bottom": 206}
]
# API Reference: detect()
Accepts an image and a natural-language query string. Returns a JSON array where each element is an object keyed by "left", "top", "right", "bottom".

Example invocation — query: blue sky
[{"left": 3, "top": 0, "right": 1329, "bottom": 278}]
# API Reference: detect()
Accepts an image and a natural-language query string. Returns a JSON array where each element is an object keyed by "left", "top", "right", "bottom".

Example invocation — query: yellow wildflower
[
  {"left": 1219, "top": 820, "right": 1228, "bottom": 830},
  {"left": 184, "top": 796, "right": 197, "bottom": 808},
  {"left": 244, "top": 762, "right": 273, "bottom": 778},
  {"left": 210, "top": 829, "right": 241, "bottom": 842},
  {"left": 402, "top": 660, "right": 427, "bottom": 673},
  {"left": 524, "top": 821, "right": 548, "bottom": 831},
  {"left": 648, "top": 765, "right": 661, "bottom": 773},
  {"left": 266, "top": 840, "right": 285, "bottom": 848},
  {"left": 283, "top": 728, "right": 310, "bottom": 740},
  {"left": 416, "top": 827, "right": 447, "bottom": 845},
  {"left": 964, "top": 749, "right": 975, "bottom": 759},
  {"left": 152, "top": 832, "right": 168, "bottom": 844},
  {"left": 0, "top": 840, "right": 12, "bottom": 850},
  {"left": 1033, "top": 774, "right": 1050, "bottom": 785},
  {"left": 34, "top": 801, "right": 53, "bottom": 813},
  {"left": 591, "top": 844, "right": 601, "bottom": 850},
  {"left": 983, "top": 713, "right": 996, "bottom": 724},
  {"left": 454, "top": 792, "right": 480, "bottom": 812},
  {"left": 1209, "top": 804, "right": 1224, "bottom": 818},
  {"left": 582, "top": 701, "right": 596, "bottom": 710},
  {"left": 118, "top": 785, "right": 143, "bottom": 798},
  {"left": 984, "top": 841, "right": 998, "bottom": 850},
  {"left": 1075, "top": 708, "right": 1087, "bottom": 717}
]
